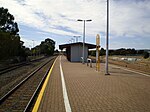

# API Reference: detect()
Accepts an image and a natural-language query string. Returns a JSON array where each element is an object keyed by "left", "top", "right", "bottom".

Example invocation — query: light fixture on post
[
  {"left": 71, "top": 38, "right": 75, "bottom": 43},
  {"left": 77, "top": 19, "right": 92, "bottom": 64},
  {"left": 73, "top": 36, "right": 81, "bottom": 42}
]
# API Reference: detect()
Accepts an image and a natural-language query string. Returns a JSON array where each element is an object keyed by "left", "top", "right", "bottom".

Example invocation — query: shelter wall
[{"left": 71, "top": 45, "right": 88, "bottom": 62}]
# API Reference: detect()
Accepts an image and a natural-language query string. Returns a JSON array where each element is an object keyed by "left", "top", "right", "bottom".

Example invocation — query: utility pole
[
  {"left": 32, "top": 40, "right": 34, "bottom": 57},
  {"left": 105, "top": 0, "right": 110, "bottom": 75}
]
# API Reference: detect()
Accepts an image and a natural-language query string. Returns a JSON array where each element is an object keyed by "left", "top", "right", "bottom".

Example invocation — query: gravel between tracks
[
  {"left": 0, "top": 57, "right": 52, "bottom": 98},
  {"left": 0, "top": 56, "right": 56, "bottom": 112}
]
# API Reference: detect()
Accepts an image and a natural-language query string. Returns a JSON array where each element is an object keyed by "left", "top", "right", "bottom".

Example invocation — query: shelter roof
[{"left": 59, "top": 42, "right": 96, "bottom": 50}]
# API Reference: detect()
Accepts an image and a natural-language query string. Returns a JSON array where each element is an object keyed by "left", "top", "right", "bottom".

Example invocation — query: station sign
[{"left": 96, "top": 34, "right": 100, "bottom": 46}]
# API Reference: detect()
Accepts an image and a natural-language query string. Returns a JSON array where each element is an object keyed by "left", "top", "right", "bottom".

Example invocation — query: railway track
[
  {"left": 0, "top": 62, "right": 29, "bottom": 75},
  {"left": 0, "top": 56, "right": 47, "bottom": 75},
  {"left": 0, "top": 56, "right": 57, "bottom": 112}
]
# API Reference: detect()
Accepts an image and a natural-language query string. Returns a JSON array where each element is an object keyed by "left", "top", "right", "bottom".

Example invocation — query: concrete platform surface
[{"left": 35, "top": 55, "right": 150, "bottom": 112}]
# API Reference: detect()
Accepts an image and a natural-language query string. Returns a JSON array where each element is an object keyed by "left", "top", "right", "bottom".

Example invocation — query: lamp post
[
  {"left": 73, "top": 36, "right": 81, "bottom": 42},
  {"left": 69, "top": 39, "right": 72, "bottom": 43},
  {"left": 32, "top": 40, "right": 34, "bottom": 57},
  {"left": 32, "top": 40, "right": 34, "bottom": 48},
  {"left": 105, "top": 0, "right": 110, "bottom": 75},
  {"left": 77, "top": 19, "right": 92, "bottom": 64},
  {"left": 71, "top": 38, "right": 75, "bottom": 43}
]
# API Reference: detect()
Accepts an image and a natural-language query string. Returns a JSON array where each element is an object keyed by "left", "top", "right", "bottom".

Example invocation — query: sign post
[{"left": 96, "top": 34, "right": 100, "bottom": 71}]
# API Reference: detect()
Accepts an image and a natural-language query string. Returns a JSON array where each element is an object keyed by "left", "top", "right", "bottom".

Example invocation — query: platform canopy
[
  {"left": 59, "top": 42, "right": 96, "bottom": 50},
  {"left": 59, "top": 42, "right": 96, "bottom": 62}
]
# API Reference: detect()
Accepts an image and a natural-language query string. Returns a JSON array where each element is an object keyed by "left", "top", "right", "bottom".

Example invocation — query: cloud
[
  {"left": 110, "top": 0, "right": 150, "bottom": 38},
  {"left": 1, "top": 0, "right": 150, "bottom": 49}
]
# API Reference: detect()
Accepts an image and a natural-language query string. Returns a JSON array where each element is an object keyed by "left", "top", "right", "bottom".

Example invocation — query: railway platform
[{"left": 33, "top": 55, "right": 150, "bottom": 112}]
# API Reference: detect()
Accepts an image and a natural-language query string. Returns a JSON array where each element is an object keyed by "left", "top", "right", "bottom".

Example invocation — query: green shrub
[{"left": 143, "top": 52, "right": 149, "bottom": 59}]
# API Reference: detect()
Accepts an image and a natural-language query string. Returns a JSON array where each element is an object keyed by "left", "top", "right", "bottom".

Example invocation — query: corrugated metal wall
[{"left": 71, "top": 45, "right": 88, "bottom": 62}]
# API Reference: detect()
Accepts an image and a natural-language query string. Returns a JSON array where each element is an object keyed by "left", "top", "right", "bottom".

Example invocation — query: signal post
[{"left": 96, "top": 34, "right": 100, "bottom": 71}]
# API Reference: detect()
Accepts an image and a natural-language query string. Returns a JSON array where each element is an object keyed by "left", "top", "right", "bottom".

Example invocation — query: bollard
[
  {"left": 81, "top": 57, "right": 83, "bottom": 63},
  {"left": 87, "top": 59, "right": 89, "bottom": 66},
  {"left": 87, "top": 58, "right": 92, "bottom": 68}
]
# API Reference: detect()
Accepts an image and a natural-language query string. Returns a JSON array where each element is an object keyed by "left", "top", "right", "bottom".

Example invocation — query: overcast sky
[{"left": 1, "top": 0, "right": 150, "bottom": 50}]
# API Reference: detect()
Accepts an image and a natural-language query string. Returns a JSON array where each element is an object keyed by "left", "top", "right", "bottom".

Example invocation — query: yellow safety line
[{"left": 32, "top": 57, "right": 58, "bottom": 112}]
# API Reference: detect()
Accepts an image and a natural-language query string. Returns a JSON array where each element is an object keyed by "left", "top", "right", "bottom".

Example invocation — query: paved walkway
[{"left": 35, "top": 55, "right": 150, "bottom": 112}]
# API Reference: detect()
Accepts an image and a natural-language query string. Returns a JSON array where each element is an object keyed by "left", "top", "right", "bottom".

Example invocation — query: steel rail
[
  {"left": 0, "top": 56, "right": 55, "bottom": 103},
  {"left": 0, "top": 56, "right": 47, "bottom": 75},
  {"left": 23, "top": 62, "right": 52, "bottom": 112},
  {"left": 0, "top": 62, "right": 29, "bottom": 75}
]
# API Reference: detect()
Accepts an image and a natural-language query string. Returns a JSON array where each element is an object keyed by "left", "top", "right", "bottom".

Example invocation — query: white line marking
[
  {"left": 110, "top": 64, "right": 150, "bottom": 77},
  {"left": 60, "top": 56, "right": 72, "bottom": 112}
]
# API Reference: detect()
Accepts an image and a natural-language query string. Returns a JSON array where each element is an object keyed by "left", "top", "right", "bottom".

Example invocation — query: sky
[{"left": 0, "top": 0, "right": 150, "bottom": 50}]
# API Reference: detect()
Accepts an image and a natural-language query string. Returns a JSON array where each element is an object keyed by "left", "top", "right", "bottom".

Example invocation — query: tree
[
  {"left": 100, "top": 48, "right": 105, "bottom": 56},
  {"left": 0, "top": 7, "right": 19, "bottom": 35},
  {"left": 90, "top": 50, "right": 96, "bottom": 56},
  {"left": 126, "top": 48, "right": 136, "bottom": 55},
  {"left": 55, "top": 49, "right": 59, "bottom": 53},
  {"left": 0, "top": 32, "right": 25, "bottom": 60},
  {"left": 0, "top": 7, "right": 27, "bottom": 61},
  {"left": 89, "top": 48, "right": 105, "bottom": 56},
  {"left": 137, "top": 50, "right": 144, "bottom": 54},
  {"left": 40, "top": 38, "right": 55, "bottom": 56},
  {"left": 143, "top": 52, "right": 149, "bottom": 59}
]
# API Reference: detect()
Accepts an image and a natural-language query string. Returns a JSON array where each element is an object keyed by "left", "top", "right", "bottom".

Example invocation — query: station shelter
[{"left": 59, "top": 42, "right": 96, "bottom": 62}]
